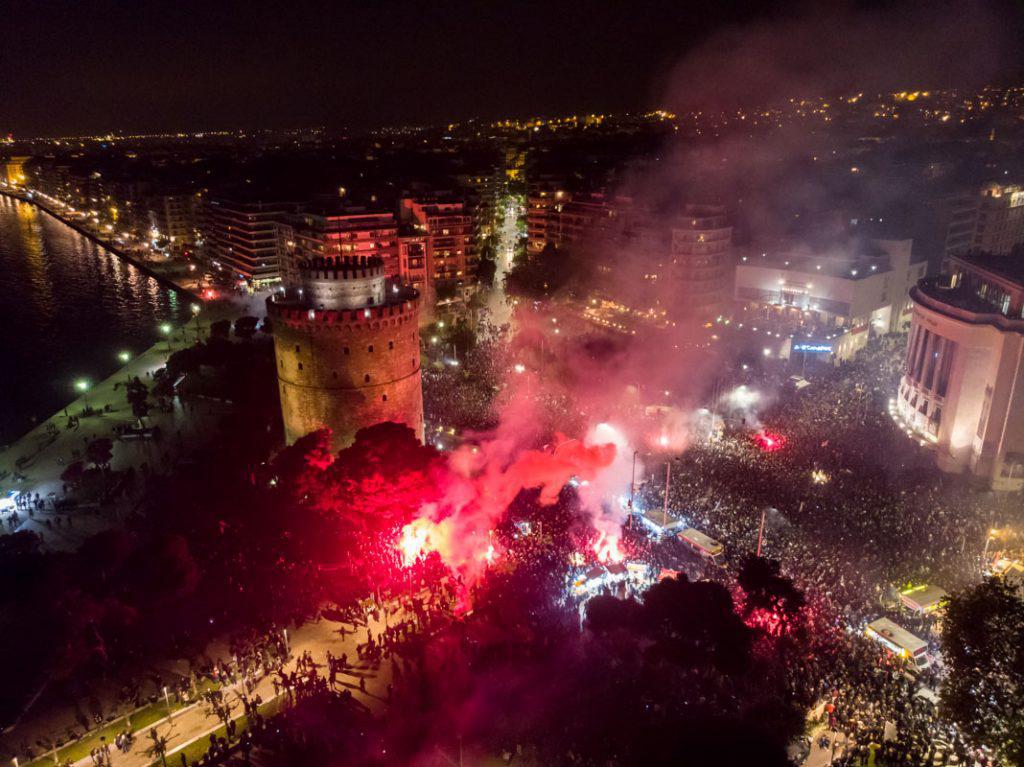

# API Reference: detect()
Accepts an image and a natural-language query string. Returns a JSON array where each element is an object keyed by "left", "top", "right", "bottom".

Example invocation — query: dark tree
[
  {"left": 941, "top": 579, "right": 1024, "bottom": 766},
  {"left": 85, "top": 438, "right": 114, "bottom": 470},
  {"left": 477, "top": 256, "right": 497, "bottom": 286},
  {"left": 210, "top": 319, "right": 231, "bottom": 339},
  {"left": 641, "top": 574, "right": 753, "bottom": 673},
  {"left": 737, "top": 555, "right": 806, "bottom": 622},
  {"left": 505, "top": 242, "right": 577, "bottom": 298},
  {"left": 126, "top": 376, "right": 150, "bottom": 423},
  {"left": 233, "top": 316, "right": 259, "bottom": 340}
]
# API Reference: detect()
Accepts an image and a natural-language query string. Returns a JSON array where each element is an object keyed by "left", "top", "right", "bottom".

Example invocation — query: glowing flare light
[
  {"left": 593, "top": 530, "right": 625, "bottom": 564},
  {"left": 399, "top": 518, "right": 441, "bottom": 566},
  {"left": 753, "top": 431, "right": 786, "bottom": 452}
]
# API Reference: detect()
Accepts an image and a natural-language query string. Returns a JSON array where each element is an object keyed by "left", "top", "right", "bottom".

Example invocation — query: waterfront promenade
[
  {"left": 0, "top": 189, "right": 205, "bottom": 302},
  {"left": 0, "top": 189, "right": 258, "bottom": 550},
  {"left": 4, "top": 610, "right": 397, "bottom": 767},
  {"left": 0, "top": 311, "right": 239, "bottom": 550}
]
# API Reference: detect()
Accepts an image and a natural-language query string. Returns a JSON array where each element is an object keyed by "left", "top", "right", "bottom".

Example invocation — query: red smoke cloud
[{"left": 399, "top": 392, "right": 629, "bottom": 595}]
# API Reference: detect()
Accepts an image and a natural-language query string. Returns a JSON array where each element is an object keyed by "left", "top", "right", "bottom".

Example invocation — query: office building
[
  {"left": 204, "top": 196, "right": 298, "bottom": 285},
  {"left": 897, "top": 252, "right": 1024, "bottom": 491},
  {"left": 736, "top": 239, "right": 927, "bottom": 360},
  {"left": 945, "top": 183, "right": 1024, "bottom": 258}
]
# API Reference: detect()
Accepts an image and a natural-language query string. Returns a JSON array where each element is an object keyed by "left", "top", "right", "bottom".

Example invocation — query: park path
[{"left": 74, "top": 611, "right": 395, "bottom": 767}]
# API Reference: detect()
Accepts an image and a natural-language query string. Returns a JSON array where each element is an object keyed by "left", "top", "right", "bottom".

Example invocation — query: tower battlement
[
  {"left": 267, "top": 289, "right": 419, "bottom": 330},
  {"left": 298, "top": 255, "right": 385, "bottom": 281}
]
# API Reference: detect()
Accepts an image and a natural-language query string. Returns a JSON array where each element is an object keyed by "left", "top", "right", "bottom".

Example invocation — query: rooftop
[
  {"left": 738, "top": 250, "right": 892, "bottom": 281},
  {"left": 950, "top": 252, "right": 1024, "bottom": 288},
  {"left": 914, "top": 278, "right": 1024, "bottom": 331}
]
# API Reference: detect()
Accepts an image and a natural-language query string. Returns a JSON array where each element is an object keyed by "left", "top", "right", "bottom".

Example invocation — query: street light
[
  {"left": 159, "top": 323, "right": 173, "bottom": 353},
  {"left": 190, "top": 302, "right": 201, "bottom": 341},
  {"left": 629, "top": 450, "right": 640, "bottom": 511},
  {"left": 117, "top": 350, "right": 131, "bottom": 364},
  {"left": 74, "top": 379, "right": 91, "bottom": 411},
  {"left": 982, "top": 528, "right": 999, "bottom": 564}
]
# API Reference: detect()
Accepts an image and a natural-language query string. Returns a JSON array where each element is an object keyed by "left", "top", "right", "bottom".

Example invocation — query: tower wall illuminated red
[{"left": 267, "top": 256, "right": 423, "bottom": 452}]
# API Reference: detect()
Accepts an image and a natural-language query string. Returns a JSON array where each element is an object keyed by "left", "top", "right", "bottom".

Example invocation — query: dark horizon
[{"left": 5, "top": 0, "right": 1024, "bottom": 139}]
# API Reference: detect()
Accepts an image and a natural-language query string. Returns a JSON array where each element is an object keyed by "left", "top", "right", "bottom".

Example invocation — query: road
[{"left": 482, "top": 198, "right": 521, "bottom": 331}]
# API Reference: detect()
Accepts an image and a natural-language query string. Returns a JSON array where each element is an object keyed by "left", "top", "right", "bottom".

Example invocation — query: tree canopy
[{"left": 941, "top": 578, "right": 1024, "bottom": 766}]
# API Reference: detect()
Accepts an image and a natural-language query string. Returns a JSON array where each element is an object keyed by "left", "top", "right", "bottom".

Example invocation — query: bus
[
  {"left": 865, "top": 618, "right": 931, "bottom": 671},
  {"left": 677, "top": 528, "right": 724, "bottom": 566}
]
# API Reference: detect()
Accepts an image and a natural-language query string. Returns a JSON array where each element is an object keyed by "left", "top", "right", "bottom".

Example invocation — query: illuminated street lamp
[
  {"left": 983, "top": 528, "right": 999, "bottom": 564},
  {"left": 74, "top": 378, "right": 91, "bottom": 410},
  {"left": 629, "top": 449, "right": 640, "bottom": 510},
  {"left": 117, "top": 350, "right": 131, "bottom": 364},
  {"left": 160, "top": 322, "right": 173, "bottom": 353},
  {"left": 190, "top": 302, "right": 202, "bottom": 341}
]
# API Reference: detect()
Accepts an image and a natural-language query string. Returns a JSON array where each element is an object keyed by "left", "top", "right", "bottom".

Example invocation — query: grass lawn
[
  {"left": 128, "top": 701, "right": 174, "bottom": 731},
  {"left": 24, "top": 719, "right": 125, "bottom": 767},
  {"left": 26, "top": 680, "right": 224, "bottom": 767},
  {"left": 152, "top": 694, "right": 286, "bottom": 767}
]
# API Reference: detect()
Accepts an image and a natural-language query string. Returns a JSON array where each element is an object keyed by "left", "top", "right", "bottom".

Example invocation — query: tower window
[
  {"left": 388, "top": 341, "right": 394, "bottom": 350},
  {"left": 368, "top": 345, "right": 374, "bottom": 353},
  {"left": 294, "top": 344, "right": 301, "bottom": 354},
  {"left": 298, "top": 362, "right": 303, "bottom": 371},
  {"left": 382, "top": 394, "right": 388, "bottom": 402},
  {"left": 343, "top": 346, "right": 350, "bottom": 355},
  {"left": 364, "top": 373, "right": 371, "bottom": 383},
  {"left": 333, "top": 371, "right": 338, "bottom": 379}
]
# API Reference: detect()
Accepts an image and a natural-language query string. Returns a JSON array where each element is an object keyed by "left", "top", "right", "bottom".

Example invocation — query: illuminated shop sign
[{"left": 793, "top": 342, "right": 833, "bottom": 353}]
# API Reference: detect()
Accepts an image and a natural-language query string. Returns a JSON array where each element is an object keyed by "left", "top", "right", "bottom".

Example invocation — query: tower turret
[{"left": 267, "top": 255, "right": 423, "bottom": 451}]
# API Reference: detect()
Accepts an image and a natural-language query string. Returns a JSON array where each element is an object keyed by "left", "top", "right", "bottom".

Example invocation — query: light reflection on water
[{"left": 0, "top": 196, "right": 190, "bottom": 443}]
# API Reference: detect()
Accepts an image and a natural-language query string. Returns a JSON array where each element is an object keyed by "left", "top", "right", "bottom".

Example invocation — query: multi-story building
[
  {"left": 1, "top": 156, "right": 29, "bottom": 188},
  {"left": 456, "top": 172, "right": 503, "bottom": 241},
  {"left": 896, "top": 252, "right": 1024, "bottom": 491},
  {"left": 945, "top": 183, "right": 1024, "bottom": 257},
  {"left": 527, "top": 191, "right": 732, "bottom": 324},
  {"left": 280, "top": 209, "right": 400, "bottom": 287},
  {"left": 266, "top": 255, "right": 423, "bottom": 453},
  {"left": 397, "top": 231, "right": 428, "bottom": 291},
  {"left": 526, "top": 185, "right": 619, "bottom": 256},
  {"left": 204, "top": 196, "right": 298, "bottom": 285},
  {"left": 736, "top": 239, "right": 927, "bottom": 360},
  {"left": 31, "top": 162, "right": 72, "bottom": 201},
  {"left": 399, "top": 198, "right": 478, "bottom": 285},
  {"left": 148, "top": 193, "right": 200, "bottom": 250},
  {"left": 663, "top": 205, "right": 735, "bottom": 321},
  {"left": 526, "top": 181, "right": 562, "bottom": 255}
]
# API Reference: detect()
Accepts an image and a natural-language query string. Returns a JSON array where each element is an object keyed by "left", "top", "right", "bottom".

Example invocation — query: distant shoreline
[{"left": 0, "top": 189, "right": 201, "bottom": 301}]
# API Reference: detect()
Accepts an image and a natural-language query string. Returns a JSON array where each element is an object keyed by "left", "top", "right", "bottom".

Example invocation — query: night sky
[
  {"left": 0, "top": 0, "right": 782, "bottom": 136},
  {"left": 2, "top": 0, "right": 1022, "bottom": 137}
]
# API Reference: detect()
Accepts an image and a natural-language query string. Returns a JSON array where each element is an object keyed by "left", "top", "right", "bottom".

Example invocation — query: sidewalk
[
  {"left": 53, "top": 613, "right": 396, "bottom": 767},
  {"left": 0, "top": 308, "right": 240, "bottom": 551}
]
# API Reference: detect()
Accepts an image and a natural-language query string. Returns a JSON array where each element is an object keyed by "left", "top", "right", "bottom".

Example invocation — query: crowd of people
[{"left": 631, "top": 334, "right": 1016, "bottom": 764}]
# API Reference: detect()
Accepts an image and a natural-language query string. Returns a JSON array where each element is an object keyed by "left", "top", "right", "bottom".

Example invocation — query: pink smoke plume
[{"left": 398, "top": 393, "right": 636, "bottom": 592}]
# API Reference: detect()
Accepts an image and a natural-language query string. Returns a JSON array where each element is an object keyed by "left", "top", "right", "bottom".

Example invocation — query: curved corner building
[
  {"left": 267, "top": 255, "right": 423, "bottom": 452},
  {"left": 897, "top": 254, "right": 1024, "bottom": 491}
]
